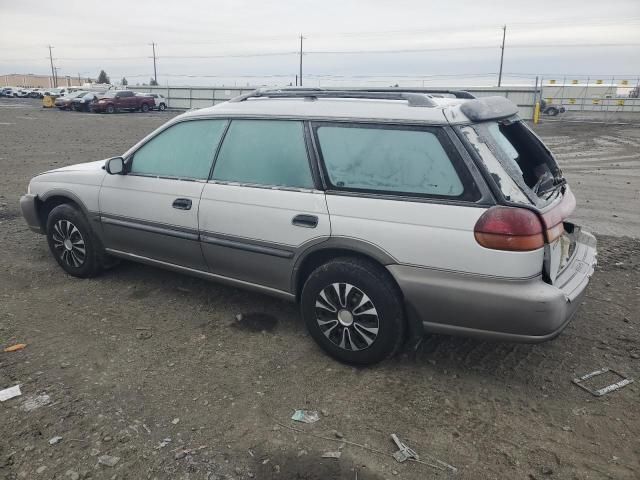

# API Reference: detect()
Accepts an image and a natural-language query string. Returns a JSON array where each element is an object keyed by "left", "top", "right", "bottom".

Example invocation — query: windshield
[{"left": 459, "top": 120, "right": 564, "bottom": 207}]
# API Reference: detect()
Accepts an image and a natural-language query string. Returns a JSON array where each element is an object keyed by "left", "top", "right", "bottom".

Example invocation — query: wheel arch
[
  {"left": 36, "top": 190, "right": 92, "bottom": 231},
  {"left": 291, "top": 238, "right": 424, "bottom": 342}
]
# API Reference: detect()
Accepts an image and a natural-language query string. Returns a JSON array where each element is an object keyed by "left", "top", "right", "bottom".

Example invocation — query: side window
[
  {"left": 130, "top": 120, "right": 227, "bottom": 180},
  {"left": 315, "top": 124, "right": 465, "bottom": 197},
  {"left": 212, "top": 120, "right": 314, "bottom": 188}
]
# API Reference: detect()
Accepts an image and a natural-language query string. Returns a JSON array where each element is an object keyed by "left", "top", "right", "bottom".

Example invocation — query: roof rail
[
  {"left": 355, "top": 88, "right": 476, "bottom": 99},
  {"left": 229, "top": 88, "right": 437, "bottom": 107}
]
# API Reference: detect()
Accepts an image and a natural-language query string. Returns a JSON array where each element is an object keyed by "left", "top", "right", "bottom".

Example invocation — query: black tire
[
  {"left": 158, "top": 103, "right": 166, "bottom": 111},
  {"left": 546, "top": 107, "right": 559, "bottom": 116},
  {"left": 300, "top": 257, "right": 405, "bottom": 365},
  {"left": 141, "top": 103, "right": 150, "bottom": 112},
  {"left": 46, "top": 204, "right": 105, "bottom": 278},
  {"left": 106, "top": 104, "right": 115, "bottom": 114}
]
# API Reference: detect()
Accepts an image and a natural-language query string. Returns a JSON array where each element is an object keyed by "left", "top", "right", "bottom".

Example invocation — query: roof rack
[
  {"left": 354, "top": 88, "right": 476, "bottom": 99},
  {"left": 229, "top": 88, "right": 437, "bottom": 107}
]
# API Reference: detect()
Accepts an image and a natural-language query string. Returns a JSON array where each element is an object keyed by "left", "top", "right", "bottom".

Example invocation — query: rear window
[
  {"left": 460, "top": 120, "right": 563, "bottom": 207},
  {"left": 314, "top": 124, "right": 466, "bottom": 198}
]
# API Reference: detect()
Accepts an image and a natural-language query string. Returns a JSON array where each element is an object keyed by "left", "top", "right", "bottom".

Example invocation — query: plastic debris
[
  {"left": 3, "top": 343, "right": 27, "bottom": 353},
  {"left": 0, "top": 385, "right": 22, "bottom": 402},
  {"left": 391, "top": 434, "right": 419, "bottom": 463},
  {"left": 21, "top": 394, "right": 51, "bottom": 412},
  {"left": 98, "top": 455, "right": 120, "bottom": 467},
  {"left": 49, "top": 436, "right": 63, "bottom": 445},
  {"left": 573, "top": 367, "right": 634, "bottom": 396},
  {"left": 291, "top": 410, "right": 320, "bottom": 424},
  {"left": 156, "top": 437, "right": 172, "bottom": 449},
  {"left": 321, "top": 451, "right": 342, "bottom": 459}
]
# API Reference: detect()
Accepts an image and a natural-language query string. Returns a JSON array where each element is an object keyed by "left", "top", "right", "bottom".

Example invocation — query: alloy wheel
[
  {"left": 51, "top": 219, "right": 86, "bottom": 268},
  {"left": 315, "top": 282, "right": 380, "bottom": 351}
]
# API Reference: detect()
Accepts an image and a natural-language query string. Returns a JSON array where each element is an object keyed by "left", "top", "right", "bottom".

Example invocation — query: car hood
[{"left": 41, "top": 159, "right": 107, "bottom": 175}]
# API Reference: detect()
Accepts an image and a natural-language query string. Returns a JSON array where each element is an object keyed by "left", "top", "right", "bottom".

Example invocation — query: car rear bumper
[
  {"left": 20, "top": 194, "right": 45, "bottom": 234},
  {"left": 388, "top": 230, "right": 597, "bottom": 343}
]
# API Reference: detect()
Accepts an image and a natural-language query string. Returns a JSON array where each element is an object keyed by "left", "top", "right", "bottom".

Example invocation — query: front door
[
  {"left": 199, "top": 119, "right": 330, "bottom": 293},
  {"left": 99, "top": 118, "right": 228, "bottom": 269}
]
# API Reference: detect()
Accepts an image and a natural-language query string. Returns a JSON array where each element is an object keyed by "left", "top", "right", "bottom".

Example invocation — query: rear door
[
  {"left": 309, "top": 122, "right": 537, "bottom": 278},
  {"left": 199, "top": 119, "right": 330, "bottom": 293},
  {"left": 99, "top": 119, "right": 227, "bottom": 268}
]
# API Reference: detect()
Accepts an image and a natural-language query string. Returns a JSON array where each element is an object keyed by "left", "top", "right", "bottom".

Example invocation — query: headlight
[{"left": 98, "top": 99, "right": 106, "bottom": 103}]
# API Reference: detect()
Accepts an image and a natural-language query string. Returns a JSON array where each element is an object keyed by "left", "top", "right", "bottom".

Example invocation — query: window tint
[
  {"left": 131, "top": 120, "right": 227, "bottom": 179},
  {"left": 212, "top": 120, "right": 313, "bottom": 188},
  {"left": 316, "top": 125, "right": 464, "bottom": 197}
]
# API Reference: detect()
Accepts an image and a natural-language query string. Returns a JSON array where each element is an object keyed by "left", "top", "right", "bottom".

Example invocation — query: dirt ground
[{"left": 0, "top": 98, "right": 639, "bottom": 480}]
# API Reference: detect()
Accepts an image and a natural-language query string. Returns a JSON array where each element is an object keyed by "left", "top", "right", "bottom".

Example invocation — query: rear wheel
[
  {"left": 46, "top": 204, "right": 105, "bottom": 278},
  {"left": 300, "top": 257, "right": 405, "bottom": 365},
  {"left": 158, "top": 103, "right": 166, "bottom": 111},
  {"left": 141, "top": 103, "right": 150, "bottom": 112}
]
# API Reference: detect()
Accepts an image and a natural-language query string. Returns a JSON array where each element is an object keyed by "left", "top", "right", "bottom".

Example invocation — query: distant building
[{"left": 1, "top": 73, "right": 82, "bottom": 88}]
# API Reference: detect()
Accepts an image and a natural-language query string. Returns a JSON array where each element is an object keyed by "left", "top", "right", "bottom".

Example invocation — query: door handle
[
  {"left": 292, "top": 214, "right": 318, "bottom": 228},
  {"left": 172, "top": 198, "right": 192, "bottom": 210}
]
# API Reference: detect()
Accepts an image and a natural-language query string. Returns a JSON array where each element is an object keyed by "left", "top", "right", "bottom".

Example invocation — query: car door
[
  {"left": 99, "top": 118, "right": 228, "bottom": 269},
  {"left": 199, "top": 119, "right": 330, "bottom": 293}
]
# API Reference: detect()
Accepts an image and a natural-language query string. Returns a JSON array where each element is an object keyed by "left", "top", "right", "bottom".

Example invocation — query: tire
[
  {"left": 46, "top": 204, "right": 105, "bottom": 278},
  {"left": 141, "top": 103, "right": 149, "bottom": 112},
  {"left": 300, "top": 257, "right": 405, "bottom": 365},
  {"left": 106, "top": 104, "right": 115, "bottom": 114},
  {"left": 546, "top": 107, "right": 559, "bottom": 116},
  {"left": 158, "top": 103, "right": 166, "bottom": 111}
]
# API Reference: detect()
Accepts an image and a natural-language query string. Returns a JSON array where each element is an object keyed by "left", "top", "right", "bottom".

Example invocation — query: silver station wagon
[{"left": 20, "top": 88, "right": 597, "bottom": 365}]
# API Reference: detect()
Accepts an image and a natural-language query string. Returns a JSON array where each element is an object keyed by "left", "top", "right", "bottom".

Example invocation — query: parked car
[
  {"left": 72, "top": 92, "right": 99, "bottom": 112},
  {"left": 540, "top": 99, "right": 566, "bottom": 116},
  {"left": 54, "top": 91, "right": 88, "bottom": 110},
  {"left": 20, "top": 88, "right": 597, "bottom": 365},
  {"left": 92, "top": 90, "right": 154, "bottom": 113},
  {"left": 137, "top": 92, "right": 167, "bottom": 111},
  {"left": 0, "top": 87, "right": 16, "bottom": 97}
]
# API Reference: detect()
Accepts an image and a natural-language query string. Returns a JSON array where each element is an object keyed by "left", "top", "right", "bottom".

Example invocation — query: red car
[{"left": 92, "top": 90, "right": 155, "bottom": 113}]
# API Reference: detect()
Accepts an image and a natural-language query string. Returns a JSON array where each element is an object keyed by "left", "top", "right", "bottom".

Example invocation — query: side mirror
[{"left": 105, "top": 156, "right": 125, "bottom": 175}]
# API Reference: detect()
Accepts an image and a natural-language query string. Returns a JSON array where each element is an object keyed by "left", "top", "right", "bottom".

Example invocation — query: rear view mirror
[{"left": 105, "top": 157, "right": 125, "bottom": 175}]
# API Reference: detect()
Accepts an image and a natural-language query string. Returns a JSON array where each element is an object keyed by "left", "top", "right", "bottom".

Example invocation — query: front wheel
[
  {"left": 300, "top": 257, "right": 405, "bottom": 365},
  {"left": 106, "top": 104, "right": 115, "bottom": 114},
  {"left": 46, "top": 204, "right": 105, "bottom": 278}
]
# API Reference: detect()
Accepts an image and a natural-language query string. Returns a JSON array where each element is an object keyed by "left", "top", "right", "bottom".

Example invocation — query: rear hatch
[{"left": 458, "top": 118, "right": 597, "bottom": 292}]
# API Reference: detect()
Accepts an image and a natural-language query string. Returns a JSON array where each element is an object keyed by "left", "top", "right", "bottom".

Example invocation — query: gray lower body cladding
[
  {"left": 19, "top": 194, "right": 44, "bottom": 234},
  {"left": 389, "top": 231, "right": 597, "bottom": 342}
]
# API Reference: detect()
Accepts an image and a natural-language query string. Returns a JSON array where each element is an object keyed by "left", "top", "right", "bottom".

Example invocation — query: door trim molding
[
  {"left": 101, "top": 215, "right": 199, "bottom": 241},
  {"left": 105, "top": 248, "right": 295, "bottom": 301},
  {"left": 200, "top": 234, "right": 294, "bottom": 259}
]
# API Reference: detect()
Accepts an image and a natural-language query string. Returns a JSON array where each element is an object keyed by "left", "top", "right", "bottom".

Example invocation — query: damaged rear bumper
[{"left": 388, "top": 230, "right": 597, "bottom": 343}]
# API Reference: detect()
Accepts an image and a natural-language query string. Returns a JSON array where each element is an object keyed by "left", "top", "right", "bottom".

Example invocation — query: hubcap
[
  {"left": 52, "top": 219, "right": 86, "bottom": 268},
  {"left": 315, "top": 283, "right": 380, "bottom": 351}
]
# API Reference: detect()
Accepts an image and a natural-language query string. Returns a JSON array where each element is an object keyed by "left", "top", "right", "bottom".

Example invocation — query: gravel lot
[{"left": 0, "top": 98, "right": 639, "bottom": 480}]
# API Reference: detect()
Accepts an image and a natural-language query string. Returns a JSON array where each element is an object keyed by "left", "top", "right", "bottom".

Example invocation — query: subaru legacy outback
[{"left": 20, "top": 88, "right": 597, "bottom": 365}]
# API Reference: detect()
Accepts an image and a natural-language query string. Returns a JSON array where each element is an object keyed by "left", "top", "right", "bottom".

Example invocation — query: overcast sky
[{"left": 1, "top": 0, "right": 639, "bottom": 87}]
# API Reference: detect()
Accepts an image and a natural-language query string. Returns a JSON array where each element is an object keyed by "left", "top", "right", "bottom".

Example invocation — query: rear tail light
[{"left": 474, "top": 206, "right": 544, "bottom": 251}]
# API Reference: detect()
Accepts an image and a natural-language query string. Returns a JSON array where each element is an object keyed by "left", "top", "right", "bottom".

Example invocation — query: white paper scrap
[{"left": 0, "top": 385, "right": 22, "bottom": 402}]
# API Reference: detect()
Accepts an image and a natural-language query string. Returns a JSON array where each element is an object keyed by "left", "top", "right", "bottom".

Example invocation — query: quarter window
[
  {"left": 131, "top": 120, "right": 227, "bottom": 179},
  {"left": 315, "top": 125, "right": 464, "bottom": 197},
  {"left": 212, "top": 120, "right": 314, "bottom": 188}
]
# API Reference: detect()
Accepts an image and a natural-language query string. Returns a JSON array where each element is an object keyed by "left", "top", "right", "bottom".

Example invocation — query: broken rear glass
[{"left": 459, "top": 120, "right": 564, "bottom": 208}]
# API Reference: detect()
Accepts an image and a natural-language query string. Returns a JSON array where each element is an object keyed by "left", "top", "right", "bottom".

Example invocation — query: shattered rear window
[{"left": 459, "top": 120, "right": 563, "bottom": 207}]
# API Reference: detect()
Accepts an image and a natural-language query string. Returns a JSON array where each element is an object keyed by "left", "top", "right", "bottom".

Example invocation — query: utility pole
[
  {"left": 78, "top": 73, "right": 82, "bottom": 86},
  {"left": 497, "top": 25, "right": 506, "bottom": 87},
  {"left": 54, "top": 67, "right": 60, "bottom": 88},
  {"left": 150, "top": 42, "right": 158, "bottom": 85},
  {"left": 48, "top": 45, "right": 56, "bottom": 87},
  {"left": 299, "top": 35, "right": 304, "bottom": 87}
]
